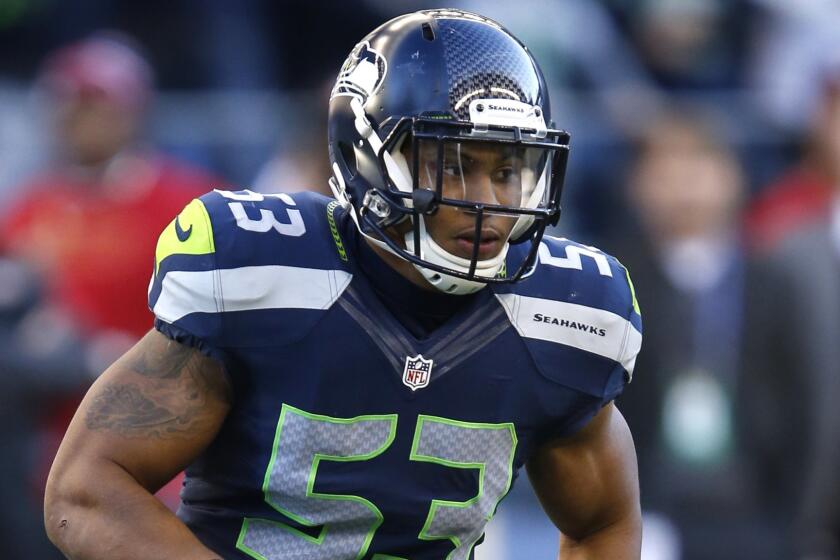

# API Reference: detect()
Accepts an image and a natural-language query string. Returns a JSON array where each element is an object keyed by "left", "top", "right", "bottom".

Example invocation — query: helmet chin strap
[{"left": 404, "top": 215, "right": 509, "bottom": 295}]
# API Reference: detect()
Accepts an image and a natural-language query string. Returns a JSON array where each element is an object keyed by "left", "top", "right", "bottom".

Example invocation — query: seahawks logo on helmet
[{"left": 331, "top": 41, "right": 387, "bottom": 103}]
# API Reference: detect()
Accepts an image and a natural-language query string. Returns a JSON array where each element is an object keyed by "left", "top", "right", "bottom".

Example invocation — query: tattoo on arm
[{"left": 85, "top": 337, "right": 232, "bottom": 439}]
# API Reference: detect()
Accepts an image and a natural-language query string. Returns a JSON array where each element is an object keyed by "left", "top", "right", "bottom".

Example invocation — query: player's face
[
  {"left": 406, "top": 140, "right": 541, "bottom": 260},
  {"left": 55, "top": 95, "right": 139, "bottom": 166}
]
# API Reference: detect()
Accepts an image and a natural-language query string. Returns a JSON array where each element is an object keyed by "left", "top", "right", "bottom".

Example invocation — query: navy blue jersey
[{"left": 148, "top": 189, "right": 642, "bottom": 560}]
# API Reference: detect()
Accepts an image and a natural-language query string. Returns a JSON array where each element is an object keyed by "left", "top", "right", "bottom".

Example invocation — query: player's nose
[{"left": 463, "top": 173, "right": 500, "bottom": 205}]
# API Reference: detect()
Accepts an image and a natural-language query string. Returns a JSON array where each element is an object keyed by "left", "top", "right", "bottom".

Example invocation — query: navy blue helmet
[{"left": 328, "top": 9, "right": 570, "bottom": 294}]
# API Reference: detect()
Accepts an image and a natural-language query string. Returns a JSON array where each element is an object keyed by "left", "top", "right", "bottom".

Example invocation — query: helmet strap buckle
[{"left": 362, "top": 191, "right": 392, "bottom": 221}]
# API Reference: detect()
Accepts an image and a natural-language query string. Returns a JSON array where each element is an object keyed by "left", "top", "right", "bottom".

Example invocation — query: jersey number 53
[{"left": 237, "top": 404, "right": 517, "bottom": 560}]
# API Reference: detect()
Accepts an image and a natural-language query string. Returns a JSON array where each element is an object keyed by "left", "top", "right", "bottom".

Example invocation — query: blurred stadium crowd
[{"left": 0, "top": 1, "right": 839, "bottom": 559}]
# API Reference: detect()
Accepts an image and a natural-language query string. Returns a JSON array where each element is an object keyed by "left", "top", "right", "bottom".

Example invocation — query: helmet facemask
[{"left": 365, "top": 117, "right": 569, "bottom": 294}]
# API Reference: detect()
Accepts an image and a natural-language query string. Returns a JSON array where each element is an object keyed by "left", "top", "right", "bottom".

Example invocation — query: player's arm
[
  {"left": 44, "top": 329, "right": 232, "bottom": 560},
  {"left": 527, "top": 402, "right": 641, "bottom": 560}
]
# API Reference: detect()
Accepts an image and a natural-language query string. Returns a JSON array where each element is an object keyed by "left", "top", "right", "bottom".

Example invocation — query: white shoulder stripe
[
  {"left": 154, "top": 266, "right": 353, "bottom": 323},
  {"left": 495, "top": 293, "right": 641, "bottom": 378}
]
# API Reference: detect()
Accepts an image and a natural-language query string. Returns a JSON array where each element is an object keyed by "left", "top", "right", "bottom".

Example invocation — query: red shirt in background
[
  {"left": 1, "top": 154, "right": 218, "bottom": 338},
  {"left": 0, "top": 153, "right": 220, "bottom": 509},
  {"left": 745, "top": 166, "right": 834, "bottom": 254}
]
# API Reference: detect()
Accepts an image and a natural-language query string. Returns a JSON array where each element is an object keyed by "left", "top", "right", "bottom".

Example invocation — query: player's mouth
[{"left": 453, "top": 228, "right": 503, "bottom": 260}]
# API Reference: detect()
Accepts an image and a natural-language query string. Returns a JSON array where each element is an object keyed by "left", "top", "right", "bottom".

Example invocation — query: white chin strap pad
[{"left": 404, "top": 216, "right": 509, "bottom": 295}]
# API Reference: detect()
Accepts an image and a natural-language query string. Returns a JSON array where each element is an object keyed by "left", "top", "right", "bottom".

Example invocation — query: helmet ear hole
[{"left": 421, "top": 22, "right": 435, "bottom": 41}]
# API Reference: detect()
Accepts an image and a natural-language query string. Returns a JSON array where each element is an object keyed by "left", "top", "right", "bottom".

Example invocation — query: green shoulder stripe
[
  {"left": 155, "top": 198, "right": 215, "bottom": 274},
  {"left": 623, "top": 265, "right": 641, "bottom": 316},
  {"left": 326, "top": 200, "right": 348, "bottom": 262}
]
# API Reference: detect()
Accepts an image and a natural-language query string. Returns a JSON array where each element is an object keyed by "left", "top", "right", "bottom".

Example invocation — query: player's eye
[{"left": 492, "top": 166, "right": 519, "bottom": 183}]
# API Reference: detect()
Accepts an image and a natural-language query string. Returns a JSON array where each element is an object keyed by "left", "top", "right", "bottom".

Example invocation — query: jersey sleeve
[
  {"left": 147, "top": 195, "right": 226, "bottom": 361},
  {"left": 606, "top": 260, "right": 642, "bottom": 396},
  {"left": 562, "top": 258, "right": 642, "bottom": 435}
]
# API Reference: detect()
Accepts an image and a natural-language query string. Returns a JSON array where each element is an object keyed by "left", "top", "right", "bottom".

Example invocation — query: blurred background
[{"left": 0, "top": 1, "right": 839, "bottom": 558}]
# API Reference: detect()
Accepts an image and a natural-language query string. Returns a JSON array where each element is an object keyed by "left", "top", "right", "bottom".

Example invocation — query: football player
[{"left": 44, "top": 10, "right": 643, "bottom": 560}]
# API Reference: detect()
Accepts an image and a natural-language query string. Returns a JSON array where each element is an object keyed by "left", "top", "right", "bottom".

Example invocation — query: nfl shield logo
[{"left": 402, "top": 354, "right": 433, "bottom": 391}]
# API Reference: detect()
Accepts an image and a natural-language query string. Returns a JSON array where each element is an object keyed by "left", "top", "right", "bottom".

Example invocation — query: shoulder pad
[
  {"left": 199, "top": 189, "right": 348, "bottom": 270},
  {"left": 509, "top": 236, "right": 640, "bottom": 316},
  {"left": 495, "top": 236, "right": 642, "bottom": 400},
  {"left": 149, "top": 190, "right": 353, "bottom": 350}
]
